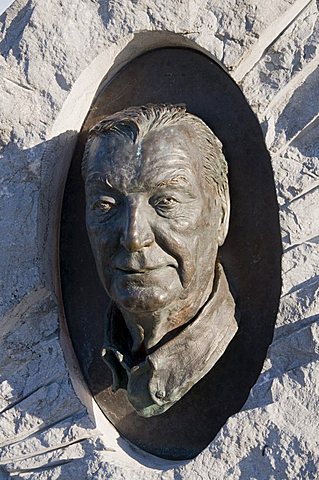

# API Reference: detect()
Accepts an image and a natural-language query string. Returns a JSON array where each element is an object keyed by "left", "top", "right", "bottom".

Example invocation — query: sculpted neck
[
  {"left": 119, "top": 271, "right": 216, "bottom": 354},
  {"left": 120, "top": 308, "right": 172, "bottom": 353}
]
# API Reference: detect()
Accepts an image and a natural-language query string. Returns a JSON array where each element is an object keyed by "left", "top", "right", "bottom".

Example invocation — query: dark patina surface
[
  {"left": 82, "top": 104, "right": 238, "bottom": 417},
  {"left": 60, "top": 48, "right": 282, "bottom": 459}
]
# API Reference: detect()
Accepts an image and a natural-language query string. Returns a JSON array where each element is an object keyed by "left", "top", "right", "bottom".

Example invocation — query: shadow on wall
[
  {"left": 271, "top": 67, "right": 319, "bottom": 151},
  {"left": 0, "top": 466, "right": 8, "bottom": 479},
  {"left": 0, "top": 0, "right": 34, "bottom": 58}
]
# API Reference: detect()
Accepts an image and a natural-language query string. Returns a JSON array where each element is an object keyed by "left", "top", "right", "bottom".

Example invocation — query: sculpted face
[
  {"left": 84, "top": 123, "right": 228, "bottom": 348},
  {"left": 82, "top": 105, "right": 238, "bottom": 418}
]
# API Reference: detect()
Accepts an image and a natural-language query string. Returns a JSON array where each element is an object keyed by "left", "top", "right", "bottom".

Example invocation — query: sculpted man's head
[{"left": 82, "top": 104, "right": 237, "bottom": 416}]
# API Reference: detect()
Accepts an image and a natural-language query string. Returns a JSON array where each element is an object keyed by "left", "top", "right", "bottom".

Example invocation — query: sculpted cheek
[
  {"left": 164, "top": 214, "right": 201, "bottom": 232},
  {"left": 86, "top": 218, "right": 119, "bottom": 267},
  {"left": 153, "top": 225, "right": 195, "bottom": 288}
]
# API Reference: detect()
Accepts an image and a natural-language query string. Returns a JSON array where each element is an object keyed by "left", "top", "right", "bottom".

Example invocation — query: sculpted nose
[{"left": 120, "top": 202, "right": 155, "bottom": 252}]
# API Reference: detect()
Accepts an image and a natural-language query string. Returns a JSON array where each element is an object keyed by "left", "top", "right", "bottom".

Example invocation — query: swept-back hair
[{"left": 82, "top": 104, "right": 228, "bottom": 197}]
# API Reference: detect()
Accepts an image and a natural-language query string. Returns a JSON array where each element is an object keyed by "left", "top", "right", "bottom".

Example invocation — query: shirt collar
[{"left": 102, "top": 262, "right": 238, "bottom": 416}]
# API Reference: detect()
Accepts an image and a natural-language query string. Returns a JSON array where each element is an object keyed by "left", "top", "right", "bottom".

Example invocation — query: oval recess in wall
[{"left": 60, "top": 46, "right": 282, "bottom": 460}]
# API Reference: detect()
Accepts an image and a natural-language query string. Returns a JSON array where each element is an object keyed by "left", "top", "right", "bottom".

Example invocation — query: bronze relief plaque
[{"left": 60, "top": 47, "right": 282, "bottom": 460}]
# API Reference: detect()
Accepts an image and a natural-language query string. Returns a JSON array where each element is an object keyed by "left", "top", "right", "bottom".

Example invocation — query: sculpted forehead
[
  {"left": 141, "top": 123, "right": 197, "bottom": 166},
  {"left": 85, "top": 123, "right": 203, "bottom": 189}
]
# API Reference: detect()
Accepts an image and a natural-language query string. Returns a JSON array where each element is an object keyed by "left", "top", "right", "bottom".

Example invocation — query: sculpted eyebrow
[
  {"left": 155, "top": 175, "right": 189, "bottom": 188},
  {"left": 86, "top": 175, "right": 113, "bottom": 188}
]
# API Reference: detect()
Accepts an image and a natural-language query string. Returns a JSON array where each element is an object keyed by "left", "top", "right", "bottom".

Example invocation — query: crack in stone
[
  {"left": 0, "top": 436, "right": 91, "bottom": 465},
  {"left": 3, "top": 77, "right": 35, "bottom": 92},
  {"left": 0, "top": 370, "right": 66, "bottom": 415},
  {"left": 261, "top": 54, "right": 319, "bottom": 120}
]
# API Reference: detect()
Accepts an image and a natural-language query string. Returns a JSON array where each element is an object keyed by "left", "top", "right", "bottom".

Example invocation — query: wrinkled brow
[
  {"left": 155, "top": 175, "right": 189, "bottom": 188},
  {"left": 85, "top": 174, "right": 113, "bottom": 187}
]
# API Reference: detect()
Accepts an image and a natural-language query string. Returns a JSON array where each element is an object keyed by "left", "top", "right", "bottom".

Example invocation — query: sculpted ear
[{"left": 217, "top": 188, "right": 230, "bottom": 246}]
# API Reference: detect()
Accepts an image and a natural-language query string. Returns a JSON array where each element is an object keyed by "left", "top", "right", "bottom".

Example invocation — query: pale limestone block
[
  {"left": 0, "top": 378, "right": 83, "bottom": 448},
  {"left": 241, "top": 0, "right": 319, "bottom": 115},
  {"left": 0, "top": 412, "right": 95, "bottom": 463},
  {"left": 280, "top": 187, "right": 319, "bottom": 247},
  {"left": 281, "top": 243, "right": 319, "bottom": 295},
  {"left": 276, "top": 281, "right": 319, "bottom": 338}
]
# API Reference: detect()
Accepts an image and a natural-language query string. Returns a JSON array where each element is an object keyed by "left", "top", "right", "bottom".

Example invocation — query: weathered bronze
[
  {"left": 82, "top": 104, "right": 238, "bottom": 417},
  {"left": 61, "top": 47, "right": 282, "bottom": 458}
]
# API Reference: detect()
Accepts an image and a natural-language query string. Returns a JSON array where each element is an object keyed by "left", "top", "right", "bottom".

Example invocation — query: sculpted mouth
[{"left": 116, "top": 265, "right": 174, "bottom": 274}]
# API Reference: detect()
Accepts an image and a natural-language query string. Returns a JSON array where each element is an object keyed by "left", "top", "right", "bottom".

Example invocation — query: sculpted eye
[
  {"left": 92, "top": 198, "right": 115, "bottom": 213},
  {"left": 152, "top": 196, "right": 179, "bottom": 215},
  {"left": 155, "top": 197, "right": 177, "bottom": 208}
]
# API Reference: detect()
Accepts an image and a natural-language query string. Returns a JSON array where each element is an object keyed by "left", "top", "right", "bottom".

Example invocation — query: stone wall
[{"left": 0, "top": 0, "right": 318, "bottom": 478}]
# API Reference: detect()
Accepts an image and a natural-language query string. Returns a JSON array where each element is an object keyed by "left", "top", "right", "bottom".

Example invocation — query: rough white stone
[
  {"left": 0, "top": 412, "right": 95, "bottom": 463},
  {"left": 0, "top": 296, "right": 64, "bottom": 413},
  {"left": 276, "top": 280, "right": 319, "bottom": 338},
  {"left": 272, "top": 125, "right": 319, "bottom": 208},
  {"left": 280, "top": 188, "right": 319, "bottom": 246},
  {"left": 1, "top": 0, "right": 319, "bottom": 478},
  {"left": 0, "top": 378, "right": 84, "bottom": 447},
  {"left": 241, "top": 0, "right": 319, "bottom": 114},
  {"left": 281, "top": 243, "right": 319, "bottom": 295}
]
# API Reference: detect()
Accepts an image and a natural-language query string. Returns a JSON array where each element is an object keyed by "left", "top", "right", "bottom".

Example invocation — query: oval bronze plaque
[{"left": 60, "top": 47, "right": 282, "bottom": 460}]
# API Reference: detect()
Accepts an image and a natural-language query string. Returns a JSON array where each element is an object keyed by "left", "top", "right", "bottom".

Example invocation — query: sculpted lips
[
  {"left": 112, "top": 253, "right": 179, "bottom": 275},
  {"left": 115, "top": 264, "right": 176, "bottom": 274}
]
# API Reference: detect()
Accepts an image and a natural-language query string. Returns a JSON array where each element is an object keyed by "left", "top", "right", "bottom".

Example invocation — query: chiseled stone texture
[{"left": 0, "top": 0, "right": 319, "bottom": 478}]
